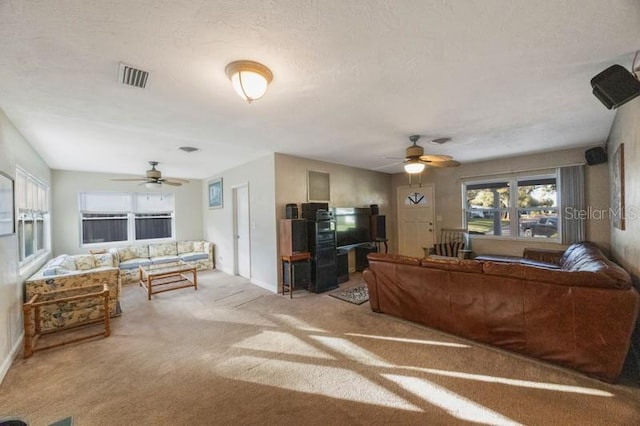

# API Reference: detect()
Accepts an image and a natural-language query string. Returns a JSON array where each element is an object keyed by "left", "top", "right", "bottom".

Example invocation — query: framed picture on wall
[
  {"left": 307, "top": 170, "right": 330, "bottom": 202},
  {"left": 0, "top": 171, "right": 15, "bottom": 236},
  {"left": 611, "top": 143, "right": 625, "bottom": 230},
  {"left": 208, "top": 178, "right": 223, "bottom": 209}
]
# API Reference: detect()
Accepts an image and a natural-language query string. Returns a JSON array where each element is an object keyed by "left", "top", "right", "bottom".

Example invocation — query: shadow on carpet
[{"left": 329, "top": 284, "right": 369, "bottom": 305}]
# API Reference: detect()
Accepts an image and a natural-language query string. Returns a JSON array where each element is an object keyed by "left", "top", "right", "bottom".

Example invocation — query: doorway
[
  {"left": 397, "top": 185, "right": 435, "bottom": 257},
  {"left": 233, "top": 184, "right": 251, "bottom": 279}
]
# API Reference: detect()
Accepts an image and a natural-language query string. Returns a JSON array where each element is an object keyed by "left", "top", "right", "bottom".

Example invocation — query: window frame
[
  {"left": 462, "top": 171, "right": 560, "bottom": 242},
  {"left": 78, "top": 192, "right": 176, "bottom": 247},
  {"left": 16, "top": 167, "right": 50, "bottom": 268}
]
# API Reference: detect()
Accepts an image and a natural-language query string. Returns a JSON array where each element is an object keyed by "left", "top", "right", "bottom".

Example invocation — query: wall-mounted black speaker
[
  {"left": 585, "top": 147, "right": 608, "bottom": 165},
  {"left": 591, "top": 64, "right": 640, "bottom": 109}
]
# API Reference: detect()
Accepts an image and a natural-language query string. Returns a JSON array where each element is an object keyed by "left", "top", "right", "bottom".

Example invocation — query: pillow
[
  {"left": 177, "top": 241, "right": 195, "bottom": 254},
  {"left": 60, "top": 255, "right": 77, "bottom": 271},
  {"left": 94, "top": 253, "right": 114, "bottom": 268},
  {"left": 433, "top": 242, "right": 465, "bottom": 257},
  {"left": 74, "top": 255, "right": 96, "bottom": 270},
  {"left": 193, "top": 241, "right": 205, "bottom": 252}
]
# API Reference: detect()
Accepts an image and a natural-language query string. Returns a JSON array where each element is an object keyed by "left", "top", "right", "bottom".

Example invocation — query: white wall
[
  {"left": 203, "top": 154, "right": 278, "bottom": 292},
  {"left": 390, "top": 146, "right": 610, "bottom": 257},
  {"left": 0, "top": 109, "right": 51, "bottom": 383},
  {"left": 51, "top": 170, "right": 203, "bottom": 255},
  {"left": 608, "top": 97, "right": 640, "bottom": 280}
]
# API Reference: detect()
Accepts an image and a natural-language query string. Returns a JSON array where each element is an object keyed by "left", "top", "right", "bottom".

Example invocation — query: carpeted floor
[{"left": 1, "top": 270, "right": 639, "bottom": 425}]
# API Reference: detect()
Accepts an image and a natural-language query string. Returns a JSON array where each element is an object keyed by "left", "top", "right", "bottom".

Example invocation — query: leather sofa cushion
[
  {"left": 421, "top": 257, "right": 484, "bottom": 273},
  {"left": 367, "top": 253, "right": 421, "bottom": 266}
]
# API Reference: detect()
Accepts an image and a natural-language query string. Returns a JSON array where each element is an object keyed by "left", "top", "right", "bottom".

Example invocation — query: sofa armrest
[
  {"left": 523, "top": 248, "right": 564, "bottom": 265},
  {"left": 203, "top": 241, "right": 215, "bottom": 267}
]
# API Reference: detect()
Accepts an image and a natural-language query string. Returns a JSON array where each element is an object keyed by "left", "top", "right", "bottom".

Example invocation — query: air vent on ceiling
[{"left": 118, "top": 63, "right": 149, "bottom": 88}]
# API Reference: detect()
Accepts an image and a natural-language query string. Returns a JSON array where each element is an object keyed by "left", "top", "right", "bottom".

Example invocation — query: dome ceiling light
[{"left": 225, "top": 60, "right": 273, "bottom": 103}]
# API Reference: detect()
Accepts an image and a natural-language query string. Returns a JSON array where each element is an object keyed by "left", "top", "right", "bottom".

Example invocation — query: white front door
[
  {"left": 397, "top": 185, "right": 435, "bottom": 257},
  {"left": 233, "top": 184, "right": 251, "bottom": 279}
]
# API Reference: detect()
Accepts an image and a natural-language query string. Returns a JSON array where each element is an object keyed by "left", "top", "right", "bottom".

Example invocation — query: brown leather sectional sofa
[{"left": 363, "top": 242, "right": 639, "bottom": 382}]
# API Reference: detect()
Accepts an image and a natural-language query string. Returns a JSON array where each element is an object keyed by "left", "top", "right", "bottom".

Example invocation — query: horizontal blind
[
  {"left": 79, "top": 192, "right": 132, "bottom": 212},
  {"left": 134, "top": 193, "right": 174, "bottom": 213}
]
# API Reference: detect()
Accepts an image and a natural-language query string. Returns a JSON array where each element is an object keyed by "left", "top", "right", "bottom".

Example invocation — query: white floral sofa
[
  {"left": 24, "top": 253, "right": 121, "bottom": 331},
  {"left": 109, "top": 240, "right": 214, "bottom": 284}
]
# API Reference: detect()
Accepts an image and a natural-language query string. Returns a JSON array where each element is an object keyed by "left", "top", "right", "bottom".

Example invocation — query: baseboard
[
  {"left": 250, "top": 278, "right": 276, "bottom": 293},
  {"left": 0, "top": 332, "right": 23, "bottom": 385}
]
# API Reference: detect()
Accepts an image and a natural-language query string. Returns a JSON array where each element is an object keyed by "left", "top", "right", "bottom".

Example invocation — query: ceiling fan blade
[
  {"left": 427, "top": 160, "right": 461, "bottom": 168},
  {"left": 420, "top": 154, "right": 453, "bottom": 162},
  {"left": 163, "top": 181, "right": 182, "bottom": 186},
  {"left": 110, "top": 178, "right": 147, "bottom": 181},
  {"left": 164, "top": 177, "right": 190, "bottom": 183}
]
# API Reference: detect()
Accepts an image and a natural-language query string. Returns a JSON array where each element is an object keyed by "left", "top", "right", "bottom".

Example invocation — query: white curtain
[{"left": 560, "top": 165, "right": 585, "bottom": 244}]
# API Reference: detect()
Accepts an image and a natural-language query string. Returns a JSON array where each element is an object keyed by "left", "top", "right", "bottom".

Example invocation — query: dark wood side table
[{"left": 281, "top": 252, "right": 311, "bottom": 298}]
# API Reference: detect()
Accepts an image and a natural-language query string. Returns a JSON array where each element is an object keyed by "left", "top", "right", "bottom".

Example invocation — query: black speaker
[
  {"left": 369, "top": 204, "right": 379, "bottom": 215},
  {"left": 591, "top": 64, "right": 640, "bottom": 109},
  {"left": 370, "top": 215, "right": 386, "bottom": 240},
  {"left": 279, "top": 219, "right": 308, "bottom": 256},
  {"left": 585, "top": 147, "right": 608, "bottom": 165},
  {"left": 283, "top": 260, "right": 310, "bottom": 286},
  {"left": 285, "top": 203, "right": 298, "bottom": 219}
]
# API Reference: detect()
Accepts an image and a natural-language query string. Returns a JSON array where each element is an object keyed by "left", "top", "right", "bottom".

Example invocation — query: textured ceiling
[{"left": 1, "top": 0, "right": 639, "bottom": 179}]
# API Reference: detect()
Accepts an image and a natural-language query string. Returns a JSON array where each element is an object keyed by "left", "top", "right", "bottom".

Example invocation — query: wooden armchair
[{"left": 425, "top": 228, "right": 471, "bottom": 258}]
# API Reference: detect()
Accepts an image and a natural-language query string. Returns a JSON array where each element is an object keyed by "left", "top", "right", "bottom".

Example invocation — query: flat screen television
[{"left": 334, "top": 207, "right": 371, "bottom": 247}]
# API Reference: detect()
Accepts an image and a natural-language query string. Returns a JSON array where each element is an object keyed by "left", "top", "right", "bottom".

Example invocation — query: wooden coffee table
[{"left": 139, "top": 261, "right": 197, "bottom": 300}]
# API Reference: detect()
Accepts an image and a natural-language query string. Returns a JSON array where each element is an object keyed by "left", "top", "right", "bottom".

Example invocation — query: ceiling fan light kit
[
  {"left": 225, "top": 60, "right": 273, "bottom": 103},
  {"left": 404, "top": 160, "right": 425, "bottom": 174},
  {"left": 110, "top": 161, "right": 190, "bottom": 187},
  {"left": 400, "top": 134, "right": 460, "bottom": 174}
]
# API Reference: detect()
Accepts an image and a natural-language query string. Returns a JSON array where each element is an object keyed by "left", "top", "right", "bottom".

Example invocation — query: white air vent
[{"left": 118, "top": 63, "right": 149, "bottom": 88}]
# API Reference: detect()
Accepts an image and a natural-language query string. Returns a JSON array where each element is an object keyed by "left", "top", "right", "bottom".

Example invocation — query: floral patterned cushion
[
  {"left": 149, "top": 242, "right": 177, "bottom": 258},
  {"left": 193, "top": 241, "right": 205, "bottom": 252},
  {"left": 93, "top": 253, "right": 114, "bottom": 268},
  {"left": 117, "top": 245, "right": 150, "bottom": 262},
  {"left": 74, "top": 255, "right": 96, "bottom": 270},
  {"left": 177, "top": 241, "right": 195, "bottom": 254},
  {"left": 61, "top": 255, "right": 77, "bottom": 271}
]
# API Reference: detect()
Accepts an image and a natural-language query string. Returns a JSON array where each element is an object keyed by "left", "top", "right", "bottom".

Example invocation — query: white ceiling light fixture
[
  {"left": 145, "top": 181, "right": 162, "bottom": 190},
  {"left": 225, "top": 60, "right": 273, "bottom": 103},
  {"left": 404, "top": 159, "right": 425, "bottom": 174}
]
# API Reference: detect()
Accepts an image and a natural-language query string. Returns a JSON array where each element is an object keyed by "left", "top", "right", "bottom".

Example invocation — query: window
[
  {"left": 16, "top": 167, "right": 49, "bottom": 265},
  {"left": 464, "top": 173, "right": 558, "bottom": 240},
  {"left": 79, "top": 192, "right": 175, "bottom": 245}
]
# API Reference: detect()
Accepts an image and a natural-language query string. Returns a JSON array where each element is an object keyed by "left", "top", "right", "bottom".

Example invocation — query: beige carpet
[{"left": 1, "top": 270, "right": 639, "bottom": 426}]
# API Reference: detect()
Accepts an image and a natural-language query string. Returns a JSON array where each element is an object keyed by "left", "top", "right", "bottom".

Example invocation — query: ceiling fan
[
  {"left": 401, "top": 135, "right": 461, "bottom": 173},
  {"left": 110, "top": 161, "right": 190, "bottom": 187}
]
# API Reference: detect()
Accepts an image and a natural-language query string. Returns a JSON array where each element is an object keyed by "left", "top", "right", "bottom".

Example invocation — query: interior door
[
  {"left": 234, "top": 184, "right": 251, "bottom": 279},
  {"left": 397, "top": 185, "right": 435, "bottom": 257}
]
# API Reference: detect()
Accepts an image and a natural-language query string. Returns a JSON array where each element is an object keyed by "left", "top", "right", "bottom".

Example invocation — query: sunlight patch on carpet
[
  {"left": 272, "top": 314, "right": 327, "bottom": 333},
  {"left": 215, "top": 356, "right": 422, "bottom": 412},
  {"left": 234, "top": 331, "right": 335, "bottom": 360},
  {"left": 311, "top": 335, "right": 393, "bottom": 367},
  {"left": 346, "top": 333, "right": 471, "bottom": 348},
  {"left": 399, "top": 366, "right": 613, "bottom": 397},
  {"left": 383, "top": 374, "right": 522, "bottom": 426}
]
